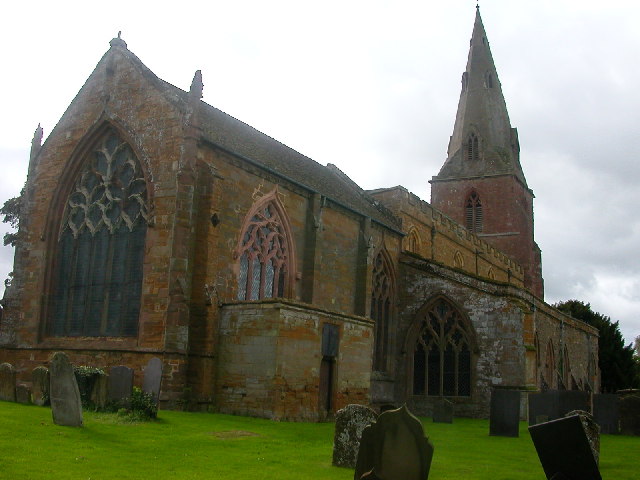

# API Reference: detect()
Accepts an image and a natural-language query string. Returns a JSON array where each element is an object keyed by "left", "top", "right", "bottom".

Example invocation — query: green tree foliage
[
  {"left": 554, "top": 299, "right": 639, "bottom": 392},
  {"left": 0, "top": 189, "right": 23, "bottom": 247}
]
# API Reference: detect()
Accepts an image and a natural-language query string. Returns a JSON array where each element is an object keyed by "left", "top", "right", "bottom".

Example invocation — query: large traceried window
[
  {"left": 50, "top": 129, "right": 149, "bottom": 337},
  {"left": 371, "top": 250, "right": 394, "bottom": 372},
  {"left": 412, "top": 298, "right": 474, "bottom": 397},
  {"left": 237, "top": 194, "right": 293, "bottom": 301},
  {"left": 465, "top": 191, "right": 483, "bottom": 233}
]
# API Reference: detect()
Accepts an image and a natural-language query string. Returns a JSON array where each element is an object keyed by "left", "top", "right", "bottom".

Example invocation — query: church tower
[{"left": 430, "top": 7, "right": 544, "bottom": 298}]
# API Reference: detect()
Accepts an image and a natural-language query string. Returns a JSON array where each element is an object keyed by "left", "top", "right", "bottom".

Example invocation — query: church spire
[{"left": 434, "top": 7, "right": 526, "bottom": 186}]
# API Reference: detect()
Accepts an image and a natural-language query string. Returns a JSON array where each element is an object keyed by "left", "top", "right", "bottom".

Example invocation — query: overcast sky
[{"left": 1, "top": 1, "right": 639, "bottom": 344}]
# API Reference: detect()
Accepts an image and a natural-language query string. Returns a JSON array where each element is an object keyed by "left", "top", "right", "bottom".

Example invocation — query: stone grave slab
[
  {"left": 91, "top": 373, "right": 109, "bottom": 409},
  {"left": 592, "top": 394, "right": 619, "bottom": 435},
  {"left": 528, "top": 415, "right": 601, "bottom": 480},
  {"left": 355, "top": 405, "right": 433, "bottom": 480},
  {"left": 433, "top": 398, "right": 453, "bottom": 423},
  {"left": 16, "top": 384, "right": 31, "bottom": 404},
  {"left": 108, "top": 365, "right": 134, "bottom": 403},
  {"left": 619, "top": 394, "right": 640, "bottom": 436},
  {"left": 558, "top": 390, "right": 590, "bottom": 417},
  {"left": 529, "top": 390, "right": 590, "bottom": 425},
  {"left": 0, "top": 362, "right": 16, "bottom": 402},
  {"left": 31, "top": 366, "right": 50, "bottom": 406},
  {"left": 332, "top": 404, "right": 377, "bottom": 468},
  {"left": 490, "top": 388, "right": 521, "bottom": 437},
  {"left": 49, "top": 352, "right": 83, "bottom": 427},
  {"left": 142, "top": 357, "right": 163, "bottom": 403}
]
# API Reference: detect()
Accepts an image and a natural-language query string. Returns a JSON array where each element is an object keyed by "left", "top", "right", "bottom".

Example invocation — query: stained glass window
[{"left": 50, "top": 129, "right": 148, "bottom": 337}]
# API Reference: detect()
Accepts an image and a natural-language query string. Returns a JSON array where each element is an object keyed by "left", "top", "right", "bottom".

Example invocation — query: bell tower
[{"left": 430, "top": 7, "right": 544, "bottom": 297}]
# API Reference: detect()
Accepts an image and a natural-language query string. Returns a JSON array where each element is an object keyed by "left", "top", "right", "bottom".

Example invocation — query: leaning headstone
[
  {"left": 142, "top": 357, "right": 163, "bottom": 404},
  {"left": 332, "top": 404, "right": 377, "bottom": 468},
  {"left": 31, "top": 366, "right": 50, "bottom": 406},
  {"left": 16, "top": 384, "right": 31, "bottom": 404},
  {"left": 90, "top": 373, "right": 109, "bottom": 410},
  {"left": 529, "top": 415, "right": 601, "bottom": 480},
  {"left": 355, "top": 405, "right": 434, "bottom": 480},
  {"left": 565, "top": 410, "right": 600, "bottom": 464},
  {"left": 49, "top": 352, "right": 83, "bottom": 427},
  {"left": 490, "top": 388, "right": 521, "bottom": 437},
  {"left": 592, "top": 394, "right": 619, "bottom": 434},
  {"left": 108, "top": 366, "right": 134, "bottom": 404},
  {"left": 619, "top": 394, "right": 640, "bottom": 436},
  {"left": 433, "top": 398, "right": 453, "bottom": 423},
  {"left": 0, "top": 363, "right": 16, "bottom": 402}
]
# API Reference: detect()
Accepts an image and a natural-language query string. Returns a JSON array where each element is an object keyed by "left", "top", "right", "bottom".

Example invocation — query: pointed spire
[
  {"left": 190, "top": 70, "right": 203, "bottom": 100},
  {"left": 434, "top": 8, "right": 526, "bottom": 186}
]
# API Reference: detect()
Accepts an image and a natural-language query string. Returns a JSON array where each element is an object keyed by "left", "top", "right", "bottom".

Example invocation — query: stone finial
[
  {"left": 190, "top": 70, "right": 203, "bottom": 99},
  {"left": 109, "top": 31, "right": 128, "bottom": 49},
  {"left": 32, "top": 124, "right": 43, "bottom": 150}
]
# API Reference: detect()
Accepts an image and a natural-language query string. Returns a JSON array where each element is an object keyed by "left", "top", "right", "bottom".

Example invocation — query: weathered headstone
[
  {"left": 49, "top": 352, "right": 83, "bottom": 427},
  {"left": 528, "top": 415, "right": 601, "bottom": 480},
  {"left": 432, "top": 398, "right": 453, "bottom": 423},
  {"left": 0, "top": 362, "right": 16, "bottom": 402},
  {"left": 16, "top": 384, "right": 31, "bottom": 404},
  {"left": 332, "top": 404, "right": 377, "bottom": 468},
  {"left": 592, "top": 394, "right": 619, "bottom": 434},
  {"left": 31, "top": 366, "right": 50, "bottom": 406},
  {"left": 90, "top": 373, "right": 109, "bottom": 409},
  {"left": 490, "top": 388, "right": 521, "bottom": 437},
  {"left": 355, "top": 405, "right": 434, "bottom": 480},
  {"left": 565, "top": 410, "right": 600, "bottom": 464},
  {"left": 108, "top": 365, "right": 134, "bottom": 403},
  {"left": 619, "top": 394, "right": 640, "bottom": 436},
  {"left": 142, "top": 357, "right": 163, "bottom": 403}
]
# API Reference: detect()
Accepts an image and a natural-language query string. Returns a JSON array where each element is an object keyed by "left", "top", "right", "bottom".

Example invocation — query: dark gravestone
[
  {"left": 108, "top": 366, "right": 134, "bottom": 403},
  {"left": 433, "top": 398, "right": 453, "bottom": 423},
  {"left": 529, "top": 415, "right": 601, "bottom": 480},
  {"left": 31, "top": 366, "right": 50, "bottom": 406},
  {"left": 142, "top": 357, "right": 163, "bottom": 404},
  {"left": 592, "top": 394, "right": 619, "bottom": 435},
  {"left": 91, "top": 373, "right": 108, "bottom": 409},
  {"left": 490, "top": 388, "right": 521, "bottom": 437},
  {"left": 332, "top": 404, "right": 378, "bottom": 468},
  {"left": 49, "top": 352, "right": 83, "bottom": 427},
  {"left": 565, "top": 410, "right": 600, "bottom": 464},
  {"left": 355, "top": 405, "right": 433, "bottom": 480},
  {"left": 16, "top": 384, "right": 31, "bottom": 404},
  {"left": 619, "top": 394, "right": 640, "bottom": 436},
  {"left": 0, "top": 362, "right": 16, "bottom": 402},
  {"left": 558, "top": 390, "right": 590, "bottom": 417},
  {"left": 529, "top": 390, "right": 590, "bottom": 425}
]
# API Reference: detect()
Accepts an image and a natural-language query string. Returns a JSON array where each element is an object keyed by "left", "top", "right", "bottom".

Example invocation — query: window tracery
[
  {"left": 465, "top": 191, "right": 483, "bottom": 233},
  {"left": 371, "top": 250, "right": 394, "bottom": 371}
]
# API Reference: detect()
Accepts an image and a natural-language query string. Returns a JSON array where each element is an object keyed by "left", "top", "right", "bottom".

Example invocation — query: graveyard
[{"left": 0, "top": 400, "right": 638, "bottom": 479}]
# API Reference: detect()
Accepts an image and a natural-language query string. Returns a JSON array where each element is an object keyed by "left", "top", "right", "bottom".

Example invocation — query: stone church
[{"left": 0, "top": 9, "right": 599, "bottom": 419}]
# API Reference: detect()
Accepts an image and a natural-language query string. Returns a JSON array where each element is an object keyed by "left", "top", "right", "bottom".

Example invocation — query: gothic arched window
[
  {"left": 406, "top": 228, "right": 420, "bottom": 255},
  {"left": 371, "top": 250, "right": 394, "bottom": 372},
  {"left": 237, "top": 193, "right": 293, "bottom": 301},
  {"left": 544, "top": 339, "right": 556, "bottom": 389},
  {"left": 467, "top": 133, "right": 479, "bottom": 161},
  {"left": 50, "top": 129, "right": 149, "bottom": 337},
  {"left": 412, "top": 298, "right": 474, "bottom": 397},
  {"left": 465, "top": 191, "right": 483, "bottom": 233}
]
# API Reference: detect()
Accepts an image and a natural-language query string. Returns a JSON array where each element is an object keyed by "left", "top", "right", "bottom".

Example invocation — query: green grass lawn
[{"left": 0, "top": 401, "right": 637, "bottom": 479}]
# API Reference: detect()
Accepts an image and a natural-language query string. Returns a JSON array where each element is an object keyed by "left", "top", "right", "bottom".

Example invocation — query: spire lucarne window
[
  {"left": 467, "top": 133, "right": 479, "bottom": 161},
  {"left": 50, "top": 130, "right": 148, "bottom": 337},
  {"left": 465, "top": 191, "right": 483, "bottom": 233}
]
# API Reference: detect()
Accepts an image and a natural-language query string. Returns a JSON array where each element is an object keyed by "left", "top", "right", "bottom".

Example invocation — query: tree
[
  {"left": 0, "top": 189, "right": 23, "bottom": 247},
  {"left": 554, "top": 300, "right": 639, "bottom": 392}
]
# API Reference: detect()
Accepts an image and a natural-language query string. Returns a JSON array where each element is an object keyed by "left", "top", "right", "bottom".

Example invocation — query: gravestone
[
  {"left": 31, "top": 366, "right": 50, "bottom": 406},
  {"left": 0, "top": 362, "right": 16, "bottom": 402},
  {"left": 490, "top": 388, "right": 520, "bottom": 437},
  {"left": 332, "top": 404, "right": 377, "bottom": 468},
  {"left": 529, "top": 415, "right": 601, "bottom": 480},
  {"left": 619, "top": 394, "right": 640, "bottom": 436},
  {"left": 16, "top": 384, "right": 31, "bottom": 404},
  {"left": 90, "top": 373, "right": 109, "bottom": 409},
  {"left": 355, "top": 405, "right": 433, "bottom": 480},
  {"left": 565, "top": 410, "right": 600, "bottom": 464},
  {"left": 432, "top": 398, "right": 453, "bottom": 423},
  {"left": 108, "top": 365, "right": 134, "bottom": 403},
  {"left": 49, "top": 352, "right": 83, "bottom": 427},
  {"left": 142, "top": 357, "right": 163, "bottom": 404},
  {"left": 592, "top": 394, "right": 619, "bottom": 434},
  {"left": 528, "top": 390, "right": 590, "bottom": 425}
]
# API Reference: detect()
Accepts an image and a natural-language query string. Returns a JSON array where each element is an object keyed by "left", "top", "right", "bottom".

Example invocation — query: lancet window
[
  {"left": 50, "top": 129, "right": 149, "bottom": 337},
  {"left": 544, "top": 339, "right": 556, "bottom": 388},
  {"left": 467, "top": 133, "right": 479, "bottom": 161},
  {"left": 371, "top": 250, "right": 394, "bottom": 371},
  {"left": 465, "top": 191, "right": 483, "bottom": 233},
  {"left": 412, "top": 298, "right": 474, "bottom": 397},
  {"left": 406, "top": 228, "right": 420, "bottom": 255},
  {"left": 237, "top": 196, "right": 292, "bottom": 301}
]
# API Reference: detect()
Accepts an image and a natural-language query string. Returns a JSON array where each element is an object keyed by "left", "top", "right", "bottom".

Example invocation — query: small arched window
[
  {"left": 406, "top": 228, "right": 420, "bottom": 255},
  {"left": 237, "top": 193, "right": 293, "bottom": 301},
  {"left": 453, "top": 251, "right": 464, "bottom": 269},
  {"left": 487, "top": 266, "right": 496, "bottom": 280},
  {"left": 371, "top": 250, "right": 394, "bottom": 372},
  {"left": 465, "top": 191, "right": 483, "bottom": 233},
  {"left": 467, "top": 133, "right": 479, "bottom": 161},
  {"left": 544, "top": 339, "right": 556, "bottom": 389},
  {"left": 412, "top": 298, "right": 474, "bottom": 397}
]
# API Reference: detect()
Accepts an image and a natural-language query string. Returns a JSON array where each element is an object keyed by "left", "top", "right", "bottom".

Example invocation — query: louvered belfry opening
[
  {"left": 50, "top": 130, "right": 149, "bottom": 337},
  {"left": 237, "top": 200, "right": 291, "bottom": 301},
  {"left": 467, "top": 133, "right": 479, "bottom": 161},
  {"left": 412, "top": 298, "right": 473, "bottom": 397},
  {"left": 465, "top": 191, "right": 483, "bottom": 233},
  {"left": 371, "top": 250, "right": 393, "bottom": 372}
]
